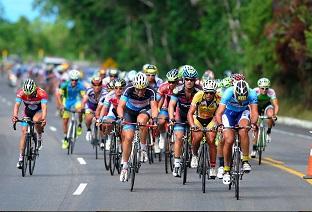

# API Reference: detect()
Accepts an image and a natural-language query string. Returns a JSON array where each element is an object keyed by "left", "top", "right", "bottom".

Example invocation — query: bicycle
[
  {"left": 13, "top": 117, "right": 42, "bottom": 177},
  {"left": 101, "top": 120, "right": 122, "bottom": 175},
  {"left": 91, "top": 118, "right": 101, "bottom": 159},
  {"left": 122, "top": 121, "right": 156, "bottom": 192},
  {"left": 64, "top": 108, "right": 79, "bottom": 155},
  {"left": 224, "top": 125, "right": 251, "bottom": 200},
  {"left": 191, "top": 127, "right": 216, "bottom": 193},
  {"left": 255, "top": 115, "right": 274, "bottom": 165}
]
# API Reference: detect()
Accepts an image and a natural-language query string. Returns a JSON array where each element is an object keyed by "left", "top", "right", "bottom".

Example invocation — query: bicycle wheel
[
  {"left": 103, "top": 136, "right": 110, "bottom": 171},
  {"left": 109, "top": 136, "right": 117, "bottom": 175},
  {"left": 147, "top": 129, "right": 154, "bottom": 164},
  {"left": 202, "top": 144, "right": 207, "bottom": 193},
  {"left": 29, "top": 133, "right": 37, "bottom": 175},
  {"left": 169, "top": 133, "right": 175, "bottom": 172},
  {"left": 233, "top": 149, "right": 241, "bottom": 200},
  {"left": 182, "top": 136, "right": 189, "bottom": 185},
  {"left": 165, "top": 133, "right": 170, "bottom": 174},
  {"left": 93, "top": 124, "right": 99, "bottom": 159},
  {"left": 22, "top": 135, "right": 30, "bottom": 177},
  {"left": 70, "top": 122, "right": 77, "bottom": 154},
  {"left": 258, "top": 127, "right": 265, "bottom": 165},
  {"left": 116, "top": 136, "right": 122, "bottom": 174},
  {"left": 130, "top": 143, "right": 138, "bottom": 192}
]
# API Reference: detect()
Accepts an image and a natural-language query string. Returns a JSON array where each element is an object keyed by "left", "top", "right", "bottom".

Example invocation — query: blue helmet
[{"left": 181, "top": 65, "right": 198, "bottom": 79}]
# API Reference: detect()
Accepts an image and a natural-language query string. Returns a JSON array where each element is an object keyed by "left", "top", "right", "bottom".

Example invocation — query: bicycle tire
[
  {"left": 29, "top": 133, "right": 37, "bottom": 175},
  {"left": 182, "top": 136, "right": 189, "bottom": 185},
  {"left": 170, "top": 134, "right": 175, "bottom": 172},
  {"left": 103, "top": 136, "right": 110, "bottom": 171},
  {"left": 130, "top": 143, "right": 138, "bottom": 192},
  {"left": 109, "top": 136, "right": 117, "bottom": 175},
  {"left": 234, "top": 149, "right": 241, "bottom": 200},
  {"left": 147, "top": 129, "right": 154, "bottom": 164},
  {"left": 116, "top": 137, "right": 122, "bottom": 174},
  {"left": 258, "top": 126, "right": 265, "bottom": 165},
  {"left": 22, "top": 135, "right": 30, "bottom": 177},
  {"left": 202, "top": 144, "right": 207, "bottom": 193},
  {"left": 165, "top": 133, "right": 170, "bottom": 173},
  {"left": 70, "top": 122, "right": 77, "bottom": 154}
]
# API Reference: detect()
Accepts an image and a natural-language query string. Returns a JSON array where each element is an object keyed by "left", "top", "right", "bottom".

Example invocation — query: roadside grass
[{"left": 279, "top": 99, "right": 312, "bottom": 121}]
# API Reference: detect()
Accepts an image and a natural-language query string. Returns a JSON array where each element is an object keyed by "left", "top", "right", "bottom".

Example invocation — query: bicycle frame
[{"left": 64, "top": 108, "right": 78, "bottom": 155}]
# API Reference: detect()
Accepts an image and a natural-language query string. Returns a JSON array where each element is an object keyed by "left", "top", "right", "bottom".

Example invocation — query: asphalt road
[{"left": 0, "top": 76, "right": 311, "bottom": 211}]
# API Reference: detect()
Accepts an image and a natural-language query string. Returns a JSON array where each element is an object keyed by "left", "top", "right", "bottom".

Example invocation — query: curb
[{"left": 278, "top": 116, "right": 312, "bottom": 129}]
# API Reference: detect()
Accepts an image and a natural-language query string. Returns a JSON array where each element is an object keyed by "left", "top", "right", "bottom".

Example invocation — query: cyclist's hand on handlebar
[
  {"left": 190, "top": 125, "right": 199, "bottom": 131},
  {"left": 152, "top": 117, "right": 158, "bottom": 126},
  {"left": 217, "top": 124, "right": 224, "bottom": 132},
  {"left": 41, "top": 119, "right": 47, "bottom": 127},
  {"left": 251, "top": 123, "right": 258, "bottom": 130},
  {"left": 12, "top": 116, "right": 18, "bottom": 123},
  {"left": 169, "top": 119, "right": 175, "bottom": 126},
  {"left": 272, "top": 115, "right": 278, "bottom": 121}
]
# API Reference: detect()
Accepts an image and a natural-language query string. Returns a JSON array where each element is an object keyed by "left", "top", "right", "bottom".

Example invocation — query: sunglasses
[
  {"left": 260, "top": 87, "right": 269, "bottom": 90},
  {"left": 71, "top": 79, "right": 78, "bottom": 82},
  {"left": 168, "top": 81, "right": 177, "bottom": 84},
  {"left": 115, "top": 87, "right": 123, "bottom": 90},
  {"left": 92, "top": 83, "right": 102, "bottom": 87},
  {"left": 185, "top": 78, "right": 195, "bottom": 82},
  {"left": 135, "top": 88, "right": 146, "bottom": 93},
  {"left": 146, "top": 74, "right": 156, "bottom": 77},
  {"left": 204, "top": 91, "right": 216, "bottom": 95}
]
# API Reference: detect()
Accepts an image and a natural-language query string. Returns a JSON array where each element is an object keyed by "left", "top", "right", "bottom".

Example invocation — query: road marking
[
  {"left": 263, "top": 157, "right": 284, "bottom": 165},
  {"left": 261, "top": 157, "right": 312, "bottom": 185},
  {"left": 49, "top": 126, "right": 57, "bottom": 132},
  {"left": 77, "top": 157, "right": 87, "bottom": 165},
  {"left": 73, "top": 183, "right": 87, "bottom": 195},
  {"left": 274, "top": 129, "right": 312, "bottom": 140}
]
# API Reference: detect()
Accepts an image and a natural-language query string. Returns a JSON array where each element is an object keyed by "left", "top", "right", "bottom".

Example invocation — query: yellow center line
[{"left": 257, "top": 157, "right": 312, "bottom": 185}]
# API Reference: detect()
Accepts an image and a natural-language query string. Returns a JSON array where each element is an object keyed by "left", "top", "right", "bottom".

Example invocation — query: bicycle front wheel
[
  {"left": 109, "top": 136, "right": 117, "bottom": 176},
  {"left": 258, "top": 127, "right": 265, "bottom": 165},
  {"left": 201, "top": 144, "right": 208, "bottom": 193},
  {"left": 103, "top": 136, "right": 109, "bottom": 171},
  {"left": 29, "top": 134, "right": 37, "bottom": 175},
  {"left": 182, "top": 137, "right": 189, "bottom": 185},
  {"left": 130, "top": 145, "right": 138, "bottom": 192},
  {"left": 233, "top": 149, "right": 241, "bottom": 200},
  {"left": 22, "top": 135, "right": 30, "bottom": 177}
]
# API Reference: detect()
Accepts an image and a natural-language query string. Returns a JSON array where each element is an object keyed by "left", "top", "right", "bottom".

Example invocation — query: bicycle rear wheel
[
  {"left": 109, "top": 136, "right": 117, "bottom": 175},
  {"left": 233, "top": 149, "right": 241, "bottom": 200},
  {"left": 182, "top": 137, "right": 189, "bottom": 185}
]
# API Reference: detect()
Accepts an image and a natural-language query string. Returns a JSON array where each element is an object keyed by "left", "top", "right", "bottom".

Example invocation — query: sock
[
  {"left": 19, "top": 154, "right": 23, "bottom": 161},
  {"left": 174, "top": 158, "right": 181, "bottom": 167},
  {"left": 38, "top": 134, "right": 42, "bottom": 140},
  {"left": 122, "top": 161, "right": 128, "bottom": 169},
  {"left": 218, "top": 157, "right": 224, "bottom": 167},
  {"left": 87, "top": 128, "right": 91, "bottom": 131},
  {"left": 242, "top": 155, "right": 249, "bottom": 162},
  {"left": 141, "top": 143, "right": 147, "bottom": 151},
  {"left": 253, "top": 144, "right": 257, "bottom": 151},
  {"left": 224, "top": 166, "right": 230, "bottom": 172},
  {"left": 267, "top": 128, "right": 271, "bottom": 134}
]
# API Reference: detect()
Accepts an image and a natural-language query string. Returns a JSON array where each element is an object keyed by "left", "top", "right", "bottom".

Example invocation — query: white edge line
[
  {"left": 49, "top": 126, "right": 57, "bottom": 132},
  {"left": 77, "top": 157, "right": 87, "bottom": 165},
  {"left": 73, "top": 183, "right": 87, "bottom": 195},
  {"left": 274, "top": 129, "right": 312, "bottom": 140}
]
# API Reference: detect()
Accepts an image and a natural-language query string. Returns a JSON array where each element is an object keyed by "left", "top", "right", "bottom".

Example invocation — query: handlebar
[
  {"left": 190, "top": 127, "right": 216, "bottom": 132},
  {"left": 13, "top": 118, "right": 43, "bottom": 130},
  {"left": 122, "top": 121, "right": 157, "bottom": 128}
]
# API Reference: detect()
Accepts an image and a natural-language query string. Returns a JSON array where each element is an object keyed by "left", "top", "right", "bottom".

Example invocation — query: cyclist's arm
[
  {"left": 249, "top": 103, "right": 259, "bottom": 124},
  {"left": 215, "top": 104, "right": 226, "bottom": 125},
  {"left": 157, "top": 95, "right": 165, "bottom": 111},
  {"left": 12, "top": 101, "right": 21, "bottom": 118},
  {"left": 150, "top": 100, "right": 158, "bottom": 119},
  {"left": 272, "top": 98, "right": 279, "bottom": 116},
  {"left": 187, "top": 104, "right": 196, "bottom": 127},
  {"left": 168, "top": 97, "right": 177, "bottom": 120},
  {"left": 81, "top": 94, "right": 88, "bottom": 109},
  {"left": 55, "top": 88, "right": 64, "bottom": 108},
  {"left": 95, "top": 104, "right": 102, "bottom": 119},
  {"left": 117, "top": 99, "right": 126, "bottom": 119},
  {"left": 41, "top": 102, "right": 47, "bottom": 120}
]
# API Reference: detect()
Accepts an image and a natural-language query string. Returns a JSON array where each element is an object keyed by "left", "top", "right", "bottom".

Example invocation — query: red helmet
[{"left": 230, "top": 73, "right": 245, "bottom": 85}]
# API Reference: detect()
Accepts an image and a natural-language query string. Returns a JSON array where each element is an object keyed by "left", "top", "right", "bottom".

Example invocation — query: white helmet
[
  {"left": 126, "top": 70, "right": 137, "bottom": 82},
  {"left": 69, "top": 69, "right": 80, "bottom": 80},
  {"left": 23, "top": 78, "right": 37, "bottom": 95},
  {"left": 234, "top": 80, "right": 249, "bottom": 101},
  {"left": 133, "top": 72, "right": 148, "bottom": 89},
  {"left": 202, "top": 79, "right": 217, "bottom": 92},
  {"left": 257, "top": 77, "right": 270, "bottom": 88}
]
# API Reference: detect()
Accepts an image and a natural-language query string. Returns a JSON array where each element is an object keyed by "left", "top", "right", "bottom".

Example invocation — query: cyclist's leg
[
  {"left": 207, "top": 119, "right": 217, "bottom": 169},
  {"left": 222, "top": 111, "right": 235, "bottom": 174},
  {"left": 75, "top": 101, "right": 83, "bottom": 135},
  {"left": 238, "top": 110, "right": 252, "bottom": 171},
  {"left": 191, "top": 117, "right": 203, "bottom": 168},
  {"left": 137, "top": 110, "right": 150, "bottom": 149},
  {"left": 157, "top": 109, "right": 169, "bottom": 149},
  {"left": 265, "top": 105, "right": 274, "bottom": 140}
]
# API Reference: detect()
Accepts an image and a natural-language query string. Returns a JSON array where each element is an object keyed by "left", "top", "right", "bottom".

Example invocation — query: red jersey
[
  {"left": 157, "top": 82, "right": 175, "bottom": 109},
  {"left": 16, "top": 87, "right": 48, "bottom": 111}
]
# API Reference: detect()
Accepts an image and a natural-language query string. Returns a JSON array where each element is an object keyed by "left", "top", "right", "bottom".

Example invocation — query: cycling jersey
[
  {"left": 149, "top": 76, "right": 163, "bottom": 90},
  {"left": 85, "top": 87, "right": 106, "bottom": 111},
  {"left": 191, "top": 90, "right": 221, "bottom": 119},
  {"left": 59, "top": 80, "right": 86, "bottom": 102},
  {"left": 254, "top": 87, "right": 276, "bottom": 112},
  {"left": 121, "top": 85, "right": 156, "bottom": 111},
  {"left": 157, "top": 82, "right": 176, "bottom": 109},
  {"left": 16, "top": 87, "right": 48, "bottom": 111},
  {"left": 220, "top": 87, "right": 257, "bottom": 112}
]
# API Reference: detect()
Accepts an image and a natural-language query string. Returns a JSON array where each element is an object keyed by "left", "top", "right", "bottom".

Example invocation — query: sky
[{"left": 0, "top": 0, "right": 43, "bottom": 22}]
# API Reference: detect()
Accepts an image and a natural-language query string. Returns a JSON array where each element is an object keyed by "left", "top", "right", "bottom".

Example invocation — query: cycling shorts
[
  {"left": 259, "top": 104, "right": 273, "bottom": 116},
  {"left": 21, "top": 108, "right": 42, "bottom": 127},
  {"left": 222, "top": 109, "right": 250, "bottom": 128},
  {"left": 194, "top": 116, "right": 215, "bottom": 129},
  {"left": 63, "top": 100, "right": 82, "bottom": 119},
  {"left": 123, "top": 107, "right": 151, "bottom": 131},
  {"left": 158, "top": 108, "right": 169, "bottom": 117}
]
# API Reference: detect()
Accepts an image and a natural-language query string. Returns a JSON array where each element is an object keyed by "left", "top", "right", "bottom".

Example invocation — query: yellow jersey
[{"left": 191, "top": 91, "right": 221, "bottom": 119}]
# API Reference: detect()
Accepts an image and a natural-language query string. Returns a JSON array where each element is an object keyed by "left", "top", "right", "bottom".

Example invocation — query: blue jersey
[
  {"left": 220, "top": 87, "right": 257, "bottom": 112},
  {"left": 59, "top": 80, "right": 86, "bottom": 102},
  {"left": 120, "top": 85, "right": 156, "bottom": 111}
]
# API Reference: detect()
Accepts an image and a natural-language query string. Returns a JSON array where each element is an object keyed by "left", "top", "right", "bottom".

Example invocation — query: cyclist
[
  {"left": 187, "top": 79, "right": 220, "bottom": 178},
  {"left": 251, "top": 77, "right": 279, "bottom": 157},
  {"left": 12, "top": 79, "right": 48, "bottom": 169},
  {"left": 99, "top": 78, "right": 126, "bottom": 149},
  {"left": 202, "top": 69, "right": 215, "bottom": 81},
  {"left": 125, "top": 70, "right": 137, "bottom": 85},
  {"left": 168, "top": 65, "right": 201, "bottom": 177},
  {"left": 215, "top": 76, "right": 232, "bottom": 178},
  {"left": 156, "top": 68, "right": 180, "bottom": 152},
  {"left": 117, "top": 72, "right": 158, "bottom": 182},
  {"left": 56, "top": 69, "right": 86, "bottom": 149},
  {"left": 142, "top": 64, "right": 163, "bottom": 90},
  {"left": 215, "top": 80, "right": 258, "bottom": 185},
  {"left": 103, "top": 68, "right": 119, "bottom": 88},
  {"left": 81, "top": 76, "right": 106, "bottom": 142}
]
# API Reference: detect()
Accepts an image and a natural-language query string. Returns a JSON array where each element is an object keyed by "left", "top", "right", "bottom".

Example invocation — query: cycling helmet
[
  {"left": 98, "top": 68, "right": 106, "bottom": 75},
  {"left": 133, "top": 72, "right": 149, "bottom": 89},
  {"left": 202, "top": 70, "right": 215, "bottom": 80},
  {"left": 202, "top": 79, "right": 218, "bottom": 92},
  {"left": 108, "top": 69, "right": 119, "bottom": 77},
  {"left": 257, "top": 77, "right": 270, "bottom": 88},
  {"left": 166, "top": 69, "right": 179, "bottom": 82},
  {"left": 91, "top": 76, "right": 102, "bottom": 86},
  {"left": 143, "top": 64, "right": 158, "bottom": 75},
  {"left": 222, "top": 77, "right": 232, "bottom": 88},
  {"left": 223, "top": 70, "right": 233, "bottom": 78},
  {"left": 126, "top": 70, "right": 137, "bottom": 83},
  {"left": 234, "top": 80, "right": 249, "bottom": 101},
  {"left": 230, "top": 73, "right": 245, "bottom": 85},
  {"left": 181, "top": 65, "right": 198, "bottom": 79},
  {"left": 114, "top": 78, "right": 126, "bottom": 88},
  {"left": 23, "top": 78, "right": 37, "bottom": 95},
  {"left": 107, "top": 79, "right": 115, "bottom": 90},
  {"left": 69, "top": 69, "right": 80, "bottom": 80},
  {"left": 118, "top": 71, "right": 126, "bottom": 79}
]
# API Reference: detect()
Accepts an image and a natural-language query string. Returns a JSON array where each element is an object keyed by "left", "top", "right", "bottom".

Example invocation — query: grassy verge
[{"left": 279, "top": 98, "right": 312, "bottom": 121}]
